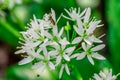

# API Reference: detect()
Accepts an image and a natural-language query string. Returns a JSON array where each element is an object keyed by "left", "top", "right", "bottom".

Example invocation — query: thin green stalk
[
  {"left": 71, "top": 30, "right": 76, "bottom": 41},
  {"left": 67, "top": 30, "right": 70, "bottom": 41},
  {"left": 73, "top": 47, "right": 82, "bottom": 53}
]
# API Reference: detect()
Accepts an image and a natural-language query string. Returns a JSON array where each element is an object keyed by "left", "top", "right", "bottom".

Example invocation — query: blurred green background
[{"left": 0, "top": 0, "right": 120, "bottom": 80}]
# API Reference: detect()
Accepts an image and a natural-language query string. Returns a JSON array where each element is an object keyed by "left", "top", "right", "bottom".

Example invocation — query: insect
[{"left": 48, "top": 13, "right": 56, "bottom": 25}]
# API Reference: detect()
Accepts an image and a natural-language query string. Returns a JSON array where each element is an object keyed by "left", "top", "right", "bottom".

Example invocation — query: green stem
[
  {"left": 0, "top": 19, "right": 21, "bottom": 38},
  {"left": 73, "top": 47, "right": 82, "bottom": 53},
  {"left": 71, "top": 30, "right": 76, "bottom": 41},
  {"left": 67, "top": 30, "right": 70, "bottom": 41}
]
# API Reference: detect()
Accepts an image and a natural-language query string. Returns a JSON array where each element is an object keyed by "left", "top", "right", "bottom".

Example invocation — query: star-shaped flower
[
  {"left": 72, "top": 42, "right": 105, "bottom": 65},
  {"left": 32, "top": 47, "right": 55, "bottom": 76},
  {"left": 63, "top": 7, "right": 86, "bottom": 21},
  {"left": 92, "top": 69, "right": 120, "bottom": 80}
]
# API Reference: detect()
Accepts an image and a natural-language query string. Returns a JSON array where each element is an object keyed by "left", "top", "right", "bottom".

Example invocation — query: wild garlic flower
[
  {"left": 32, "top": 47, "right": 55, "bottom": 76},
  {"left": 16, "top": 7, "right": 106, "bottom": 79},
  {"left": 73, "top": 42, "right": 105, "bottom": 65},
  {"left": 44, "top": 25, "right": 64, "bottom": 44},
  {"left": 48, "top": 38, "right": 75, "bottom": 78},
  {"left": 63, "top": 7, "right": 86, "bottom": 21},
  {"left": 49, "top": 38, "right": 75, "bottom": 65},
  {"left": 92, "top": 69, "right": 120, "bottom": 80},
  {"left": 72, "top": 8, "right": 103, "bottom": 45}
]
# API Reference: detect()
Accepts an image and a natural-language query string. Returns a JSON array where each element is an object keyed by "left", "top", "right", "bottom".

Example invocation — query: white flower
[
  {"left": 64, "top": 7, "right": 103, "bottom": 45},
  {"left": 16, "top": 8, "right": 106, "bottom": 79},
  {"left": 49, "top": 38, "right": 75, "bottom": 66},
  {"left": 63, "top": 7, "right": 86, "bottom": 21},
  {"left": 44, "top": 25, "right": 64, "bottom": 44},
  {"left": 73, "top": 22, "right": 103, "bottom": 45},
  {"left": 73, "top": 42, "right": 105, "bottom": 65},
  {"left": 16, "top": 47, "right": 43, "bottom": 65},
  {"left": 92, "top": 69, "right": 120, "bottom": 80},
  {"left": 32, "top": 47, "right": 55, "bottom": 76},
  {"left": 48, "top": 38, "right": 76, "bottom": 78},
  {"left": 73, "top": 20, "right": 103, "bottom": 45}
]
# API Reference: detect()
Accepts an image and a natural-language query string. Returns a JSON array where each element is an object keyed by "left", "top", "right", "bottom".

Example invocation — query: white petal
[
  {"left": 59, "top": 38, "right": 70, "bottom": 45},
  {"left": 84, "top": 38, "right": 92, "bottom": 45},
  {"left": 53, "top": 25, "right": 58, "bottom": 36},
  {"left": 44, "top": 31, "right": 52, "bottom": 39},
  {"left": 72, "top": 37, "right": 82, "bottom": 44},
  {"left": 58, "top": 27, "right": 64, "bottom": 37},
  {"left": 79, "top": 8, "right": 87, "bottom": 17},
  {"left": 93, "top": 37, "right": 103, "bottom": 43},
  {"left": 93, "top": 74, "right": 101, "bottom": 80},
  {"left": 92, "top": 44, "right": 105, "bottom": 51},
  {"left": 38, "top": 64, "right": 46, "bottom": 75},
  {"left": 65, "top": 46, "right": 75, "bottom": 54},
  {"left": 36, "top": 48, "right": 42, "bottom": 54},
  {"left": 32, "top": 41, "right": 41, "bottom": 47},
  {"left": 86, "top": 22, "right": 97, "bottom": 34},
  {"left": 64, "top": 9, "right": 72, "bottom": 18},
  {"left": 56, "top": 56, "right": 62, "bottom": 66},
  {"left": 49, "top": 61, "right": 55, "bottom": 70},
  {"left": 48, "top": 50, "right": 58, "bottom": 56},
  {"left": 42, "top": 47, "right": 48, "bottom": 57},
  {"left": 36, "top": 54, "right": 44, "bottom": 59},
  {"left": 18, "top": 57, "right": 34, "bottom": 65},
  {"left": 40, "top": 25, "right": 44, "bottom": 36},
  {"left": 32, "top": 62, "right": 43, "bottom": 69},
  {"left": 73, "top": 25, "right": 82, "bottom": 35},
  {"left": 63, "top": 54, "right": 70, "bottom": 61},
  {"left": 76, "top": 18, "right": 84, "bottom": 35},
  {"left": 76, "top": 52, "right": 86, "bottom": 60},
  {"left": 65, "top": 64, "right": 70, "bottom": 75},
  {"left": 92, "top": 53, "right": 105, "bottom": 60},
  {"left": 87, "top": 55, "right": 94, "bottom": 65},
  {"left": 59, "top": 65, "right": 64, "bottom": 79},
  {"left": 99, "top": 71, "right": 106, "bottom": 79},
  {"left": 84, "top": 7, "right": 91, "bottom": 22},
  {"left": 82, "top": 42, "right": 87, "bottom": 51},
  {"left": 61, "top": 45, "right": 66, "bottom": 50},
  {"left": 70, "top": 53, "right": 80, "bottom": 59},
  {"left": 15, "top": 49, "right": 25, "bottom": 54}
]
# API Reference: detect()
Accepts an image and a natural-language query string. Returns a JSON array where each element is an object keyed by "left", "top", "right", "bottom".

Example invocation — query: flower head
[
  {"left": 16, "top": 7, "right": 106, "bottom": 79},
  {"left": 72, "top": 42, "right": 105, "bottom": 65},
  {"left": 92, "top": 69, "right": 120, "bottom": 80},
  {"left": 63, "top": 7, "right": 86, "bottom": 21}
]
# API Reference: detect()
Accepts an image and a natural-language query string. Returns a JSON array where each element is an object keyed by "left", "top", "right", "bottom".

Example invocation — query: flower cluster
[
  {"left": 91, "top": 69, "right": 120, "bottom": 80},
  {"left": 16, "top": 7, "right": 106, "bottom": 79}
]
